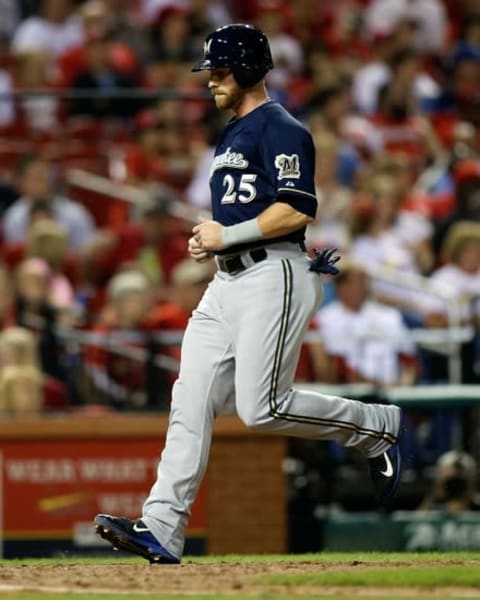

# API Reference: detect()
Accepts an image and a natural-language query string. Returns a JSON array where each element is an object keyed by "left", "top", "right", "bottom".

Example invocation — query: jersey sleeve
[{"left": 260, "top": 119, "right": 317, "bottom": 218}]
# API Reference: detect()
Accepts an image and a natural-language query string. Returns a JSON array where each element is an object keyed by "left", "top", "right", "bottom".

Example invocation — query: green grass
[
  {"left": 189, "top": 551, "right": 480, "bottom": 564},
  {"left": 4, "top": 551, "right": 480, "bottom": 565},
  {"left": 2, "top": 553, "right": 480, "bottom": 599},
  {"left": 260, "top": 565, "right": 480, "bottom": 588}
]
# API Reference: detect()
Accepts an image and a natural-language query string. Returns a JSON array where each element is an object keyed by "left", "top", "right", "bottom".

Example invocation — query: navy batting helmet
[{"left": 192, "top": 24, "right": 273, "bottom": 89}]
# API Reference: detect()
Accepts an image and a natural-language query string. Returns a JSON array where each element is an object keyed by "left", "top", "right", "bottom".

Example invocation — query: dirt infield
[{"left": 1, "top": 558, "right": 480, "bottom": 597}]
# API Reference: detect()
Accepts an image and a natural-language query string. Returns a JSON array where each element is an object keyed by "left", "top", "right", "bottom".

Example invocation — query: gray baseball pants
[{"left": 143, "top": 243, "right": 401, "bottom": 558}]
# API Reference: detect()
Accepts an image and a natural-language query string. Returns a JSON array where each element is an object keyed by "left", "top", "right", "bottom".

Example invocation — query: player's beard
[{"left": 213, "top": 87, "right": 244, "bottom": 112}]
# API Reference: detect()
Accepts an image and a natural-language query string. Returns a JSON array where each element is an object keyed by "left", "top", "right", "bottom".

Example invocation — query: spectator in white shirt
[
  {"left": 363, "top": 0, "right": 447, "bottom": 56},
  {"left": 140, "top": 0, "right": 188, "bottom": 23},
  {"left": 185, "top": 111, "right": 227, "bottom": 210},
  {"left": 352, "top": 28, "right": 397, "bottom": 116},
  {"left": 422, "top": 221, "right": 480, "bottom": 327},
  {"left": 306, "top": 130, "right": 353, "bottom": 251},
  {"left": 2, "top": 154, "right": 95, "bottom": 251},
  {"left": 350, "top": 172, "right": 434, "bottom": 275},
  {"left": 422, "top": 221, "right": 480, "bottom": 383},
  {"left": 314, "top": 259, "right": 417, "bottom": 386},
  {"left": 0, "top": 67, "right": 14, "bottom": 127},
  {"left": 11, "top": 0, "right": 83, "bottom": 59},
  {"left": 348, "top": 171, "right": 434, "bottom": 315},
  {"left": 354, "top": 49, "right": 440, "bottom": 117},
  {"left": 254, "top": 4, "right": 304, "bottom": 95}
]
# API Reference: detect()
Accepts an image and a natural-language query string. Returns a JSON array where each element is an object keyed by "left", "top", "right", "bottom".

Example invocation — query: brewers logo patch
[{"left": 274, "top": 154, "right": 301, "bottom": 180}]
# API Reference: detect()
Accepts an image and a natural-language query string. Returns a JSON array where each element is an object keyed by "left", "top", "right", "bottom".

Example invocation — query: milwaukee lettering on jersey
[{"left": 210, "top": 147, "right": 249, "bottom": 178}]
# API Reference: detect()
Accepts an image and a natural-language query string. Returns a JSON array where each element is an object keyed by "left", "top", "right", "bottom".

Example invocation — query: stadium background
[{"left": 0, "top": 0, "right": 480, "bottom": 557}]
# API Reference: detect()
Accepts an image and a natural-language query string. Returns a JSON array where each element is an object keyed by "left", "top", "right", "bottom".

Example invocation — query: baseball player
[{"left": 94, "top": 24, "right": 403, "bottom": 564}]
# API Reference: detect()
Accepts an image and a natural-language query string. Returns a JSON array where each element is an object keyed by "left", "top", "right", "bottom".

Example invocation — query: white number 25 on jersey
[{"left": 221, "top": 173, "right": 257, "bottom": 204}]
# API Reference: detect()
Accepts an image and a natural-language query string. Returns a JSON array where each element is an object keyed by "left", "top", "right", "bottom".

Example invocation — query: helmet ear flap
[{"left": 232, "top": 57, "right": 272, "bottom": 89}]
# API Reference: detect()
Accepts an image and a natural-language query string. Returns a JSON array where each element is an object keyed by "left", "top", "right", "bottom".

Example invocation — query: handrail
[
  {"left": 0, "top": 88, "right": 211, "bottom": 101},
  {"left": 297, "top": 382, "right": 480, "bottom": 408},
  {"left": 364, "top": 265, "right": 466, "bottom": 383},
  {"left": 304, "top": 326, "right": 473, "bottom": 349},
  {"left": 65, "top": 170, "right": 471, "bottom": 383},
  {"left": 18, "top": 313, "right": 181, "bottom": 373},
  {"left": 66, "top": 168, "right": 211, "bottom": 223}
]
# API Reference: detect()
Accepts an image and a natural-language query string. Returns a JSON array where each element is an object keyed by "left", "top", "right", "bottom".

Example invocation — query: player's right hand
[{"left": 188, "top": 235, "right": 213, "bottom": 263}]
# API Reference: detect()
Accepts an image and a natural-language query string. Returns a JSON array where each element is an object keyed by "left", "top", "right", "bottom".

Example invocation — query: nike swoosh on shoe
[{"left": 380, "top": 452, "right": 394, "bottom": 477}]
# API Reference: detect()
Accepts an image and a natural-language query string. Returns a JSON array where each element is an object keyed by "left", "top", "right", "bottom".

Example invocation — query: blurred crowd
[{"left": 0, "top": 0, "right": 479, "bottom": 431}]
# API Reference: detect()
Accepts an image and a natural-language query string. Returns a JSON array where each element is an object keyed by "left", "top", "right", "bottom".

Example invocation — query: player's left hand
[
  {"left": 188, "top": 236, "right": 213, "bottom": 262},
  {"left": 192, "top": 220, "right": 225, "bottom": 251}
]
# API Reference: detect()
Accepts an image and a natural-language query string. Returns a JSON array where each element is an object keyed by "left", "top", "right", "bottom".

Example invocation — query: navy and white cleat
[
  {"left": 368, "top": 437, "right": 403, "bottom": 504},
  {"left": 94, "top": 514, "right": 180, "bottom": 564}
]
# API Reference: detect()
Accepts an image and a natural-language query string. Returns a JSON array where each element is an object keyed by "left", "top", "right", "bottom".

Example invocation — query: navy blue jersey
[{"left": 210, "top": 100, "right": 317, "bottom": 255}]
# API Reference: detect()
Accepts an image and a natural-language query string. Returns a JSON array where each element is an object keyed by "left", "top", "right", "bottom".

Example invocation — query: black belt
[{"left": 217, "top": 248, "right": 267, "bottom": 275}]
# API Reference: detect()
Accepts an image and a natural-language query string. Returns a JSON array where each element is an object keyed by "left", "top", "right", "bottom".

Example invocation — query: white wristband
[{"left": 222, "top": 218, "right": 263, "bottom": 248}]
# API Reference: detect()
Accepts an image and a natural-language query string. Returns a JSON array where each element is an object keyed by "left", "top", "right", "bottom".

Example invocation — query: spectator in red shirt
[
  {"left": 84, "top": 268, "right": 171, "bottom": 410},
  {"left": 434, "top": 159, "right": 480, "bottom": 255},
  {"left": 84, "top": 188, "right": 189, "bottom": 299},
  {"left": 124, "top": 110, "right": 170, "bottom": 187},
  {"left": 146, "top": 257, "right": 216, "bottom": 335},
  {"left": 57, "top": 0, "right": 144, "bottom": 87},
  {"left": 148, "top": 5, "right": 197, "bottom": 63},
  {"left": 68, "top": 28, "right": 141, "bottom": 120},
  {"left": 370, "top": 49, "right": 443, "bottom": 169},
  {"left": 143, "top": 257, "right": 216, "bottom": 391}
]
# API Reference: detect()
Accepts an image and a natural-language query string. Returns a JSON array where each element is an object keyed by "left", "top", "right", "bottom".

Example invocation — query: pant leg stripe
[
  {"left": 268, "top": 259, "right": 398, "bottom": 445},
  {"left": 268, "top": 259, "right": 292, "bottom": 415},
  {"left": 271, "top": 411, "right": 397, "bottom": 444}
]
